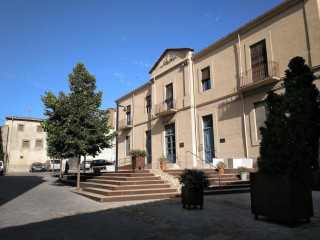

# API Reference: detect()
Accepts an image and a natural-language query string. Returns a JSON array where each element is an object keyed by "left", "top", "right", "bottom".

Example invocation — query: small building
[{"left": 2, "top": 116, "right": 48, "bottom": 172}]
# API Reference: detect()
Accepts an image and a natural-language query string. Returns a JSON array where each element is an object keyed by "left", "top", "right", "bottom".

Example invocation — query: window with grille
[
  {"left": 35, "top": 139, "right": 43, "bottom": 149},
  {"left": 37, "top": 125, "right": 43, "bottom": 132},
  {"left": 22, "top": 140, "right": 30, "bottom": 149},
  {"left": 18, "top": 124, "right": 24, "bottom": 132},
  {"left": 146, "top": 96, "right": 151, "bottom": 113},
  {"left": 201, "top": 67, "right": 211, "bottom": 91}
]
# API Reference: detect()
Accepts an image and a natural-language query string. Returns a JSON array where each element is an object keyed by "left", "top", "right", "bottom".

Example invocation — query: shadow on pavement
[{"left": 0, "top": 175, "right": 45, "bottom": 206}]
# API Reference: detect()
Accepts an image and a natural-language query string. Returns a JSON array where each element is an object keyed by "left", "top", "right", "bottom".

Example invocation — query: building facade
[
  {"left": 115, "top": 0, "right": 320, "bottom": 170},
  {"left": 1, "top": 108, "right": 117, "bottom": 172}
]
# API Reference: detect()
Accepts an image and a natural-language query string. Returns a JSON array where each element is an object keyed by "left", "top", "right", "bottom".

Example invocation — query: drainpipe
[
  {"left": 115, "top": 103, "right": 120, "bottom": 172},
  {"left": 188, "top": 54, "right": 197, "bottom": 168},
  {"left": 241, "top": 92, "right": 249, "bottom": 158},
  {"left": 132, "top": 93, "right": 135, "bottom": 149}
]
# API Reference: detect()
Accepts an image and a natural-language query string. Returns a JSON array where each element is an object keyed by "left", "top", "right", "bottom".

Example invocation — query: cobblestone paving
[{"left": 0, "top": 172, "right": 319, "bottom": 240}]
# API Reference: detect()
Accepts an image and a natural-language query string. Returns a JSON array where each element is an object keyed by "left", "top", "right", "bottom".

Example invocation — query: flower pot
[
  {"left": 250, "top": 172, "right": 313, "bottom": 224},
  {"left": 219, "top": 167, "right": 224, "bottom": 174},
  {"left": 160, "top": 161, "right": 167, "bottom": 170},
  {"left": 181, "top": 186, "right": 204, "bottom": 210},
  {"left": 132, "top": 156, "right": 145, "bottom": 170},
  {"left": 240, "top": 172, "right": 247, "bottom": 180}
]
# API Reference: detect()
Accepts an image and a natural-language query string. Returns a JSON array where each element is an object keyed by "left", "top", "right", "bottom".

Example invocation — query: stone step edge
[
  {"left": 83, "top": 187, "right": 178, "bottom": 196},
  {"left": 71, "top": 189, "right": 181, "bottom": 202},
  {"left": 204, "top": 188, "right": 250, "bottom": 195},
  {"left": 80, "top": 182, "right": 171, "bottom": 189}
]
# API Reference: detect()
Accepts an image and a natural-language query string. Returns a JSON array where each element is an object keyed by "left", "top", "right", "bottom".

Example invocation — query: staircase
[
  {"left": 164, "top": 169, "right": 253, "bottom": 195},
  {"left": 71, "top": 170, "right": 180, "bottom": 202}
]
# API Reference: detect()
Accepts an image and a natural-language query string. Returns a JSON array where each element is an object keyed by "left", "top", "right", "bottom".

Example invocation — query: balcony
[
  {"left": 236, "top": 61, "right": 280, "bottom": 92},
  {"left": 119, "top": 118, "right": 133, "bottom": 130},
  {"left": 154, "top": 99, "right": 178, "bottom": 117}
]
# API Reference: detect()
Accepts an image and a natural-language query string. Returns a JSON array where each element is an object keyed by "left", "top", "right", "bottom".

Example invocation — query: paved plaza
[{"left": 0, "top": 172, "right": 319, "bottom": 240}]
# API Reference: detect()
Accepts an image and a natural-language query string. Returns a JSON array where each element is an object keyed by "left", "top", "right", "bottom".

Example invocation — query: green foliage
[
  {"left": 179, "top": 169, "right": 210, "bottom": 190},
  {"left": 129, "top": 149, "right": 148, "bottom": 158},
  {"left": 216, "top": 161, "right": 226, "bottom": 169},
  {"left": 237, "top": 166, "right": 248, "bottom": 173},
  {"left": 41, "top": 62, "right": 117, "bottom": 160},
  {"left": 258, "top": 57, "right": 320, "bottom": 179},
  {"left": 157, "top": 156, "right": 168, "bottom": 162}
]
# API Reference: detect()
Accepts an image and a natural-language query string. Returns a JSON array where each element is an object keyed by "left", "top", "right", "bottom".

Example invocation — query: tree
[
  {"left": 258, "top": 57, "right": 320, "bottom": 179},
  {"left": 42, "top": 62, "right": 116, "bottom": 189}
]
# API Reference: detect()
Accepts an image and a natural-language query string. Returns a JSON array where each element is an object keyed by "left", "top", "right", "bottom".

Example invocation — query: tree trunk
[
  {"left": 76, "top": 155, "right": 81, "bottom": 190},
  {"left": 84, "top": 155, "right": 86, "bottom": 174},
  {"left": 59, "top": 159, "right": 63, "bottom": 179}
]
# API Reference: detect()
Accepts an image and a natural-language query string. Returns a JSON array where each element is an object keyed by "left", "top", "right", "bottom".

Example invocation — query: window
[
  {"left": 254, "top": 102, "right": 267, "bottom": 140},
  {"left": 126, "top": 105, "right": 131, "bottom": 125},
  {"left": 22, "top": 140, "right": 30, "bottom": 149},
  {"left": 125, "top": 136, "right": 130, "bottom": 156},
  {"left": 18, "top": 124, "right": 24, "bottom": 132},
  {"left": 146, "top": 96, "right": 151, "bottom": 113},
  {"left": 35, "top": 139, "right": 43, "bottom": 149},
  {"left": 165, "top": 83, "right": 173, "bottom": 109},
  {"left": 36, "top": 125, "right": 43, "bottom": 132},
  {"left": 250, "top": 40, "right": 268, "bottom": 82},
  {"left": 201, "top": 67, "right": 211, "bottom": 91}
]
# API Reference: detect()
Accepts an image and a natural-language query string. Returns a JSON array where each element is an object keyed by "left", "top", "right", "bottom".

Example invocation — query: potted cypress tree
[
  {"left": 251, "top": 57, "right": 319, "bottom": 225},
  {"left": 129, "top": 149, "right": 147, "bottom": 170},
  {"left": 179, "top": 169, "right": 210, "bottom": 210}
]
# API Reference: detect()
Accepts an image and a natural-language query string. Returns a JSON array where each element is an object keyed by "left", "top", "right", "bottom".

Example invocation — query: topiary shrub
[
  {"left": 179, "top": 169, "right": 210, "bottom": 191},
  {"left": 258, "top": 57, "right": 320, "bottom": 179}
]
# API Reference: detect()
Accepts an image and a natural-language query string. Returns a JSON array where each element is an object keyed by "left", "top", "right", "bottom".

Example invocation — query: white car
[
  {"left": 80, "top": 159, "right": 93, "bottom": 170},
  {"left": 45, "top": 160, "right": 61, "bottom": 171},
  {"left": 0, "top": 160, "right": 3, "bottom": 175}
]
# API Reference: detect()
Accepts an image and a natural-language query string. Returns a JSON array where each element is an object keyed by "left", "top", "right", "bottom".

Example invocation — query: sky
[{"left": 0, "top": 0, "right": 285, "bottom": 124}]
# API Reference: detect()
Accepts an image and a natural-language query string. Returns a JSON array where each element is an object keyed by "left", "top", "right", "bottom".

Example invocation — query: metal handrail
[{"left": 185, "top": 151, "right": 221, "bottom": 192}]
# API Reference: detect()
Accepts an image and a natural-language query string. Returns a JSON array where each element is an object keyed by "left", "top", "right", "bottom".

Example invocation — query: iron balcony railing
[
  {"left": 236, "top": 61, "right": 280, "bottom": 90},
  {"left": 119, "top": 118, "right": 132, "bottom": 130},
  {"left": 154, "top": 99, "right": 177, "bottom": 117}
]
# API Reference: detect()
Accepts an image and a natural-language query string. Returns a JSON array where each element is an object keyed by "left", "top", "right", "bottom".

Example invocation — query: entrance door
[
  {"left": 146, "top": 131, "right": 151, "bottom": 164},
  {"left": 203, "top": 115, "right": 215, "bottom": 163},
  {"left": 165, "top": 124, "right": 176, "bottom": 163}
]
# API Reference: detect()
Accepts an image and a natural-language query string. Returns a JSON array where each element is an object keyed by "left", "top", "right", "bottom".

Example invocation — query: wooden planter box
[
  {"left": 132, "top": 156, "right": 145, "bottom": 170},
  {"left": 250, "top": 172, "right": 313, "bottom": 224},
  {"left": 181, "top": 186, "right": 204, "bottom": 210}
]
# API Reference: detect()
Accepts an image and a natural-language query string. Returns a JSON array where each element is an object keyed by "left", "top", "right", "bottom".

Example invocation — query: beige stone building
[
  {"left": 1, "top": 108, "right": 117, "bottom": 172},
  {"left": 2, "top": 116, "right": 48, "bottom": 172},
  {"left": 115, "top": 0, "right": 320, "bottom": 170}
]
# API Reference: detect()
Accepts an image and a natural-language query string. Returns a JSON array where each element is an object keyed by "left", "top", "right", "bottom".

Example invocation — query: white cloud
[{"left": 134, "top": 61, "right": 152, "bottom": 68}]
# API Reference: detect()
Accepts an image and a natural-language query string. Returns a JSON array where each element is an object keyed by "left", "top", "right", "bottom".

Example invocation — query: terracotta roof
[{"left": 5, "top": 116, "right": 45, "bottom": 122}]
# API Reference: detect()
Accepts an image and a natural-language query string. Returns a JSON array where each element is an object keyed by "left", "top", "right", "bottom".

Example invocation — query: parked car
[
  {"left": 80, "top": 159, "right": 93, "bottom": 170},
  {"left": 0, "top": 160, "right": 4, "bottom": 175},
  {"left": 29, "top": 162, "right": 45, "bottom": 172},
  {"left": 90, "top": 159, "right": 115, "bottom": 172},
  {"left": 44, "top": 160, "right": 61, "bottom": 171},
  {"left": 90, "top": 159, "right": 113, "bottom": 167}
]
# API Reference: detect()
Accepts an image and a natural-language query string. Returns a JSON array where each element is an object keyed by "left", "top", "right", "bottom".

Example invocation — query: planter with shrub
[
  {"left": 179, "top": 169, "right": 210, "bottom": 210},
  {"left": 216, "top": 161, "right": 226, "bottom": 174},
  {"left": 129, "top": 149, "right": 147, "bottom": 170},
  {"left": 251, "top": 57, "right": 319, "bottom": 225},
  {"left": 238, "top": 166, "right": 248, "bottom": 180},
  {"left": 158, "top": 156, "right": 168, "bottom": 170}
]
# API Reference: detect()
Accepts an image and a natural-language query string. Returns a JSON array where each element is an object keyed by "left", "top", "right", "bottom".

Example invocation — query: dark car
[
  {"left": 90, "top": 159, "right": 113, "bottom": 168},
  {"left": 29, "top": 162, "right": 45, "bottom": 172}
]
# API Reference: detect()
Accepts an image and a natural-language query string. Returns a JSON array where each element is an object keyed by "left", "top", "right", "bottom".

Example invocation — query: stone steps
[{"left": 72, "top": 170, "right": 180, "bottom": 202}]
